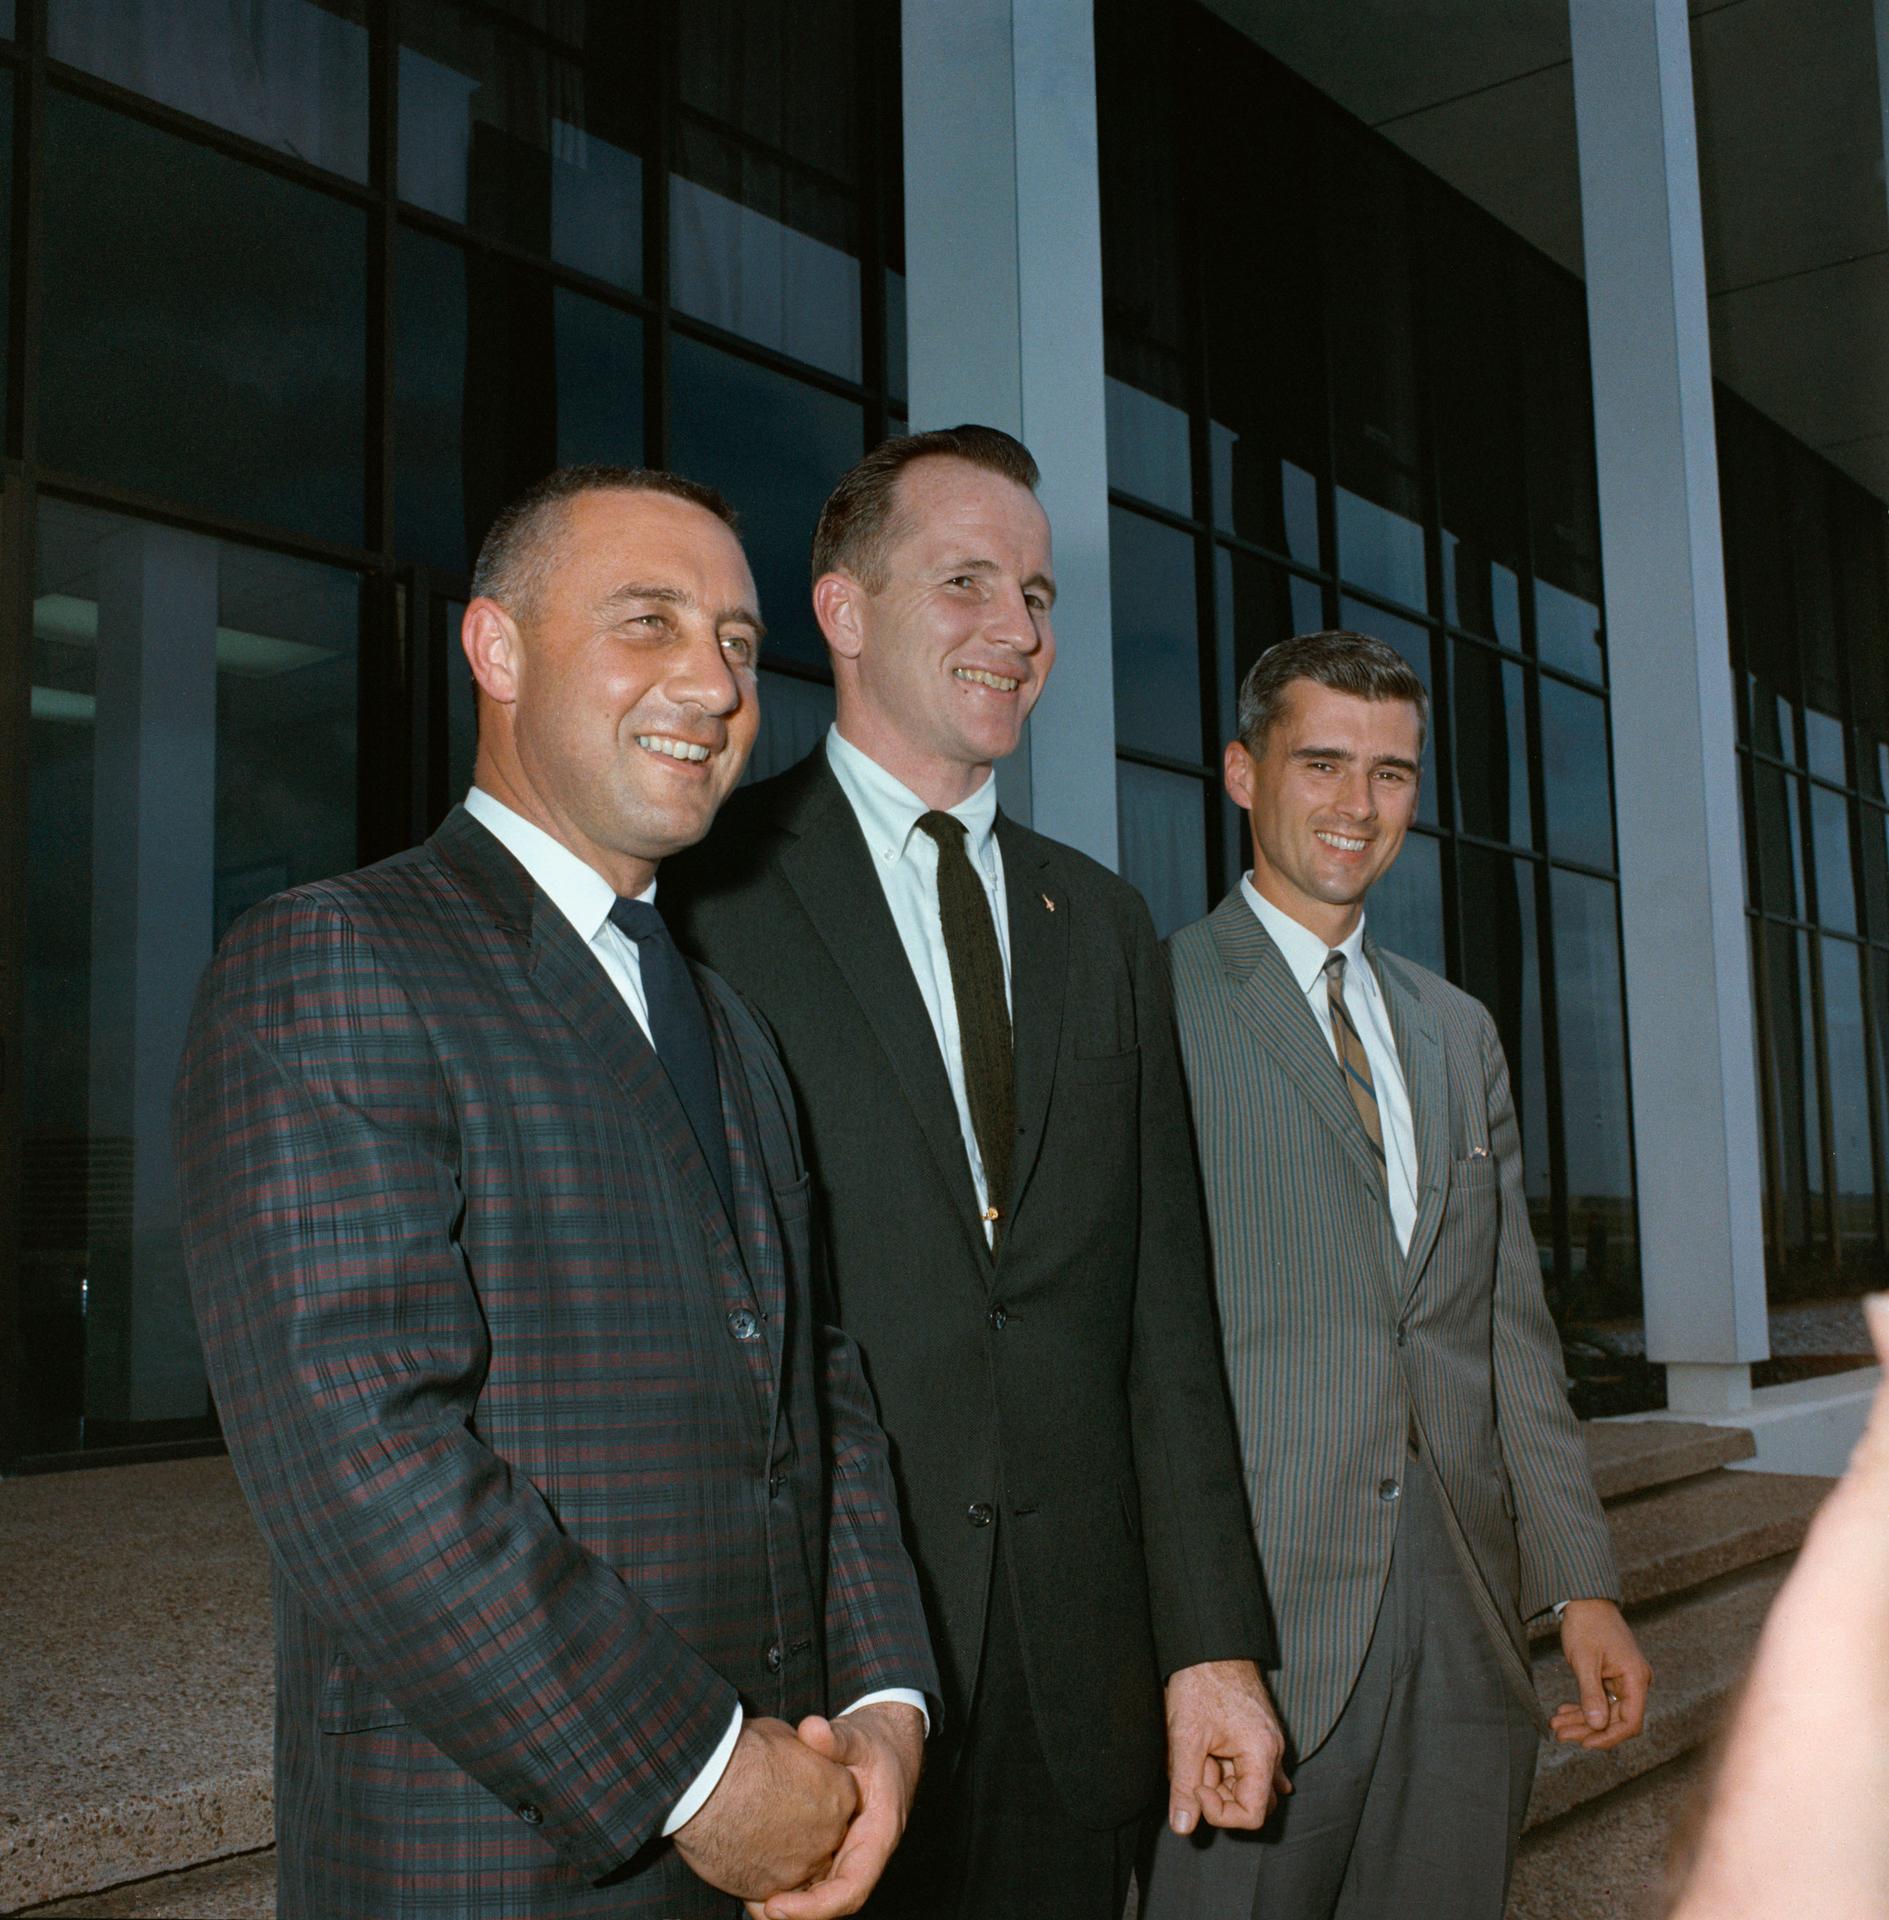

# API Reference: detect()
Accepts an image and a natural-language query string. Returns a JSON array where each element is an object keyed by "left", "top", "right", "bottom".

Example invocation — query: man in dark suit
[
  {"left": 1143, "top": 632, "right": 1650, "bottom": 1920},
  {"left": 665, "top": 427, "right": 1282, "bottom": 1920},
  {"left": 174, "top": 466, "right": 937, "bottom": 1920}
]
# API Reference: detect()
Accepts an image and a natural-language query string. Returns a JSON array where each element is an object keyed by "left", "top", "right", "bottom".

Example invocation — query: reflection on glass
[
  {"left": 1106, "top": 377, "right": 1192, "bottom": 517},
  {"left": 1335, "top": 487, "right": 1427, "bottom": 613},
  {"left": 1443, "top": 535, "right": 1522, "bottom": 650},
  {"left": 395, "top": 232, "right": 646, "bottom": 578},
  {"left": 1551, "top": 870, "right": 1640, "bottom": 1318},
  {"left": 1339, "top": 598, "right": 1435, "bottom": 824},
  {"left": 23, "top": 499, "right": 361, "bottom": 1457},
  {"left": 1810, "top": 784, "right": 1857, "bottom": 933},
  {"left": 1752, "top": 764, "right": 1806, "bottom": 919},
  {"left": 747, "top": 671, "right": 836, "bottom": 786},
  {"left": 1761, "top": 923, "right": 1816, "bottom": 1259},
  {"left": 398, "top": 1, "right": 645, "bottom": 289},
  {"left": 1804, "top": 707, "right": 1847, "bottom": 785},
  {"left": 1117, "top": 761, "right": 1208, "bottom": 939},
  {"left": 50, "top": 0, "right": 369, "bottom": 180},
  {"left": 1369, "top": 829, "right": 1444, "bottom": 976},
  {"left": 1219, "top": 551, "right": 1324, "bottom": 731},
  {"left": 41, "top": 91, "right": 367, "bottom": 545},
  {"left": 1861, "top": 805, "right": 1889, "bottom": 941},
  {"left": 1821, "top": 939, "right": 1875, "bottom": 1253},
  {"left": 1111, "top": 508, "right": 1202, "bottom": 765},
  {"left": 1534, "top": 580, "right": 1603, "bottom": 682},
  {"left": 1456, "top": 849, "right": 1549, "bottom": 1200},
  {"left": 1538, "top": 677, "right": 1614, "bottom": 870},
  {"left": 1, "top": 2, "right": 13, "bottom": 35},
  {"left": 669, "top": 334, "right": 862, "bottom": 671},
  {"left": 1452, "top": 642, "right": 1532, "bottom": 848}
]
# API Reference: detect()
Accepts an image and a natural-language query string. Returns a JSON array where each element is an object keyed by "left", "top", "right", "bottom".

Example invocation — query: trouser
[
  {"left": 1138, "top": 1450, "right": 1538, "bottom": 1920},
  {"left": 862, "top": 1543, "right": 1138, "bottom": 1920}
]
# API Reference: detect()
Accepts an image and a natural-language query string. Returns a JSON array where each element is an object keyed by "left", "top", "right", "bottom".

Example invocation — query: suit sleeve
[
  {"left": 1123, "top": 901, "right": 1279, "bottom": 1674},
  {"left": 173, "top": 894, "right": 737, "bottom": 1880},
  {"left": 1481, "top": 1009, "right": 1623, "bottom": 1616}
]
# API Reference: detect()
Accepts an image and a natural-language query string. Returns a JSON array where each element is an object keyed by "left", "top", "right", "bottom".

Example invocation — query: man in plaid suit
[{"left": 174, "top": 467, "right": 938, "bottom": 1920}]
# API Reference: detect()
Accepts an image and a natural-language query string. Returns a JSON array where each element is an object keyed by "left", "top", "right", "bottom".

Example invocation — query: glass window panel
[
  {"left": 23, "top": 499, "right": 361, "bottom": 1457},
  {"left": 669, "top": 334, "right": 862, "bottom": 671},
  {"left": 1335, "top": 488, "right": 1427, "bottom": 613},
  {"left": 1861, "top": 805, "right": 1889, "bottom": 942},
  {"left": 1117, "top": 760, "right": 1208, "bottom": 939},
  {"left": 1368, "top": 829, "right": 1444, "bottom": 977},
  {"left": 1451, "top": 641, "right": 1533, "bottom": 848},
  {"left": 49, "top": 0, "right": 369, "bottom": 180},
  {"left": 746, "top": 669, "right": 836, "bottom": 786},
  {"left": 1218, "top": 550, "right": 1323, "bottom": 728},
  {"left": 886, "top": 268, "right": 907, "bottom": 406},
  {"left": 1443, "top": 539, "right": 1522, "bottom": 651},
  {"left": 1719, "top": 395, "right": 1798, "bottom": 763},
  {"left": 398, "top": 0, "right": 647, "bottom": 289},
  {"left": 1532, "top": 579, "right": 1604, "bottom": 684},
  {"left": 1539, "top": 677, "right": 1615, "bottom": 870},
  {"left": 395, "top": 231, "right": 646, "bottom": 577},
  {"left": 1551, "top": 870, "right": 1640, "bottom": 1319},
  {"left": 1106, "top": 376, "right": 1193, "bottom": 518},
  {"left": 1752, "top": 763, "right": 1806, "bottom": 920},
  {"left": 0, "top": 69, "right": 10, "bottom": 448},
  {"left": 1111, "top": 508, "right": 1202, "bottom": 765},
  {"left": 1785, "top": 447, "right": 1847, "bottom": 784},
  {"left": 41, "top": 91, "right": 367, "bottom": 545},
  {"left": 1339, "top": 598, "right": 1436, "bottom": 824},
  {"left": 1837, "top": 490, "right": 1889, "bottom": 800},
  {"left": 1761, "top": 922, "right": 1817, "bottom": 1260},
  {"left": 1811, "top": 784, "right": 1857, "bottom": 934},
  {"left": 1873, "top": 954, "right": 1889, "bottom": 1198},
  {"left": 1, "top": 2, "right": 13, "bottom": 35},
  {"left": 1821, "top": 938, "right": 1875, "bottom": 1255},
  {"left": 1456, "top": 849, "right": 1549, "bottom": 1202},
  {"left": 444, "top": 598, "right": 476, "bottom": 813}
]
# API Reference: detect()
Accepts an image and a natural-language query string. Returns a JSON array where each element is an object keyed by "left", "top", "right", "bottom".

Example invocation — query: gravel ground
[{"left": 1579, "top": 1295, "right": 1874, "bottom": 1361}]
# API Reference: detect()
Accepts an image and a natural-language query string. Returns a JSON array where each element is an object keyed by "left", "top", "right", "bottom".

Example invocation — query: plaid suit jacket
[
  {"left": 1167, "top": 891, "right": 1620, "bottom": 1762},
  {"left": 173, "top": 807, "right": 936, "bottom": 1920}
]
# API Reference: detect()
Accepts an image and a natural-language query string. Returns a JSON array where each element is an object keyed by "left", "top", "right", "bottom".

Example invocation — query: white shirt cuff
[
  {"left": 662, "top": 1704, "right": 744, "bottom": 1837},
  {"left": 841, "top": 1686, "right": 931, "bottom": 1735}
]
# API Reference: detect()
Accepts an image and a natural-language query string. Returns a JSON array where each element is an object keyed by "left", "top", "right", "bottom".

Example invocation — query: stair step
[
  {"left": 1509, "top": 1751, "right": 1706, "bottom": 1920},
  {"left": 1584, "top": 1418, "right": 1755, "bottom": 1501},
  {"left": 1524, "top": 1557, "right": 1788, "bottom": 1828},
  {"left": 1604, "top": 1465, "right": 1827, "bottom": 1610}
]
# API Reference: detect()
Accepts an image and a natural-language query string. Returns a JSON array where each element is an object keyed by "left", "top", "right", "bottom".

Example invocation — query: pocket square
[{"left": 1466, "top": 1145, "right": 1492, "bottom": 1160}]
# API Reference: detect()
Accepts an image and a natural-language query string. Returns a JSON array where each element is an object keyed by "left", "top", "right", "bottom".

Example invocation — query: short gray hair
[{"left": 1236, "top": 630, "right": 1430, "bottom": 755}]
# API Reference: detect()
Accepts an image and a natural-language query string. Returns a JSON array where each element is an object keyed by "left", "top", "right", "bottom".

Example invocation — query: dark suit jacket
[
  {"left": 665, "top": 750, "right": 1271, "bottom": 1829},
  {"left": 1167, "top": 892, "right": 1620, "bottom": 1760},
  {"left": 173, "top": 807, "right": 936, "bottom": 1920}
]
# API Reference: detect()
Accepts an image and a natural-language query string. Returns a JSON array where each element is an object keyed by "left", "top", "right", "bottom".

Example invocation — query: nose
[
  {"left": 1333, "top": 768, "right": 1377, "bottom": 819},
  {"left": 668, "top": 623, "right": 743, "bottom": 718},
  {"left": 985, "top": 580, "right": 1046, "bottom": 655}
]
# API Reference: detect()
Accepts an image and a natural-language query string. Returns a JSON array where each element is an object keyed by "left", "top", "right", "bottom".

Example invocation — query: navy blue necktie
[{"left": 609, "top": 897, "right": 735, "bottom": 1223}]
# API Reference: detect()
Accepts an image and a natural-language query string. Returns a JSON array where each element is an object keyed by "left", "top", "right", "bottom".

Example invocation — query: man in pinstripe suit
[
  {"left": 1142, "top": 632, "right": 1650, "bottom": 1920},
  {"left": 174, "top": 468, "right": 937, "bottom": 1920}
]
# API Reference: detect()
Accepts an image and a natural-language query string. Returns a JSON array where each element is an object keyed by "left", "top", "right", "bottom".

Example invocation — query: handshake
[{"left": 673, "top": 1702, "right": 927, "bottom": 1920}]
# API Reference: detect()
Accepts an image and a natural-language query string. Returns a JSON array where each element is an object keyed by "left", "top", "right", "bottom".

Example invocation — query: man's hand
[
  {"left": 673, "top": 1717, "right": 858, "bottom": 1903},
  {"left": 1163, "top": 1658, "right": 1291, "bottom": 1835},
  {"left": 753, "top": 1702, "right": 925, "bottom": 1920},
  {"left": 1550, "top": 1599, "right": 1652, "bottom": 1750}
]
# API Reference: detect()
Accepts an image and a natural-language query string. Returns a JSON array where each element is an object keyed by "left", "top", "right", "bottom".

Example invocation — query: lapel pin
[{"left": 1041, "top": 892, "right": 1056, "bottom": 912}]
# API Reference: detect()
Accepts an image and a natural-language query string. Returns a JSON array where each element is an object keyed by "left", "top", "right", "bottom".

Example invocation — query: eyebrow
[
  {"left": 939, "top": 556, "right": 1058, "bottom": 605},
  {"left": 598, "top": 581, "right": 767, "bottom": 640},
  {"left": 1293, "top": 744, "right": 1420, "bottom": 774}
]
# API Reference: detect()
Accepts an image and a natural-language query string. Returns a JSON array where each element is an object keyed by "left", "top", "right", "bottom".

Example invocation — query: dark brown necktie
[
  {"left": 1325, "top": 950, "right": 1387, "bottom": 1190},
  {"left": 916, "top": 810, "right": 1014, "bottom": 1254}
]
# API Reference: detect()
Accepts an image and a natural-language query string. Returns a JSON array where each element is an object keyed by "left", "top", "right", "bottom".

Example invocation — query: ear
[
  {"left": 813, "top": 570, "right": 867, "bottom": 661},
  {"left": 1223, "top": 737, "right": 1257, "bottom": 810},
  {"left": 462, "top": 598, "right": 522, "bottom": 706}
]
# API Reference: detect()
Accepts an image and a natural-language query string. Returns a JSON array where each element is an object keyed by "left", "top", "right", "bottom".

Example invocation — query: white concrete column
[
  {"left": 900, "top": 0, "right": 1117, "bottom": 865},
  {"left": 1569, "top": 0, "right": 1769, "bottom": 1412},
  {"left": 84, "top": 524, "right": 220, "bottom": 1425}
]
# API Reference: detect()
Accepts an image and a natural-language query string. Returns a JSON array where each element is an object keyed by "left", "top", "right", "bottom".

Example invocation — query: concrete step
[
  {"left": 1523, "top": 1557, "right": 1789, "bottom": 1828},
  {"left": 1508, "top": 1751, "right": 1704, "bottom": 1920},
  {"left": 1602, "top": 1464, "right": 1827, "bottom": 1612},
  {"left": 1584, "top": 1418, "right": 1755, "bottom": 1501}
]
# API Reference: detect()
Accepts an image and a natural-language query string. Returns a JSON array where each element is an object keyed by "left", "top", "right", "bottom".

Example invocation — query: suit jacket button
[
  {"left": 516, "top": 1802, "right": 543, "bottom": 1825},
  {"left": 765, "top": 1641, "right": 784, "bottom": 1672},
  {"left": 966, "top": 1501, "right": 993, "bottom": 1527},
  {"left": 1396, "top": 1325, "right": 1408, "bottom": 1347},
  {"left": 987, "top": 1303, "right": 1008, "bottom": 1331},
  {"left": 727, "top": 1308, "right": 759, "bottom": 1341},
  {"left": 1379, "top": 1479, "right": 1401, "bottom": 1503}
]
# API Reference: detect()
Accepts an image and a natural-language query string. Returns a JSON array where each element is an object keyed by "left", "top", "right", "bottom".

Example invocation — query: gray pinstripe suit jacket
[{"left": 1166, "top": 890, "right": 1621, "bottom": 1762}]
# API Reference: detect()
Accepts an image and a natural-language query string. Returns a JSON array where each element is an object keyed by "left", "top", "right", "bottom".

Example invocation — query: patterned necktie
[
  {"left": 915, "top": 810, "right": 1014, "bottom": 1255},
  {"left": 1324, "top": 950, "right": 1387, "bottom": 1191},
  {"left": 609, "top": 897, "right": 735, "bottom": 1222}
]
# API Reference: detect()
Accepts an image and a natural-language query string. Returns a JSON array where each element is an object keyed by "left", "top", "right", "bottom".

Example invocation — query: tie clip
[
  {"left": 1041, "top": 892, "right": 1055, "bottom": 912},
  {"left": 983, "top": 1206, "right": 1002, "bottom": 1222}
]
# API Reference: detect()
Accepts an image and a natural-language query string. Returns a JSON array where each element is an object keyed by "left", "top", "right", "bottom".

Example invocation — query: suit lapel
[
  {"left": 1369, "top": 937, "right": 1448, "bottom": 1299},
  {"left": 997, "top": 817, "right": 1067, "bottom": 1236}
]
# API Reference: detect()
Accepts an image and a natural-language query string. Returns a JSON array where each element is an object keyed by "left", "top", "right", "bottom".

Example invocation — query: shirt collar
[
  {"left": 464, "top": 786, "right": 652, "bottom": 944},
  {"left": 825, "top": 725, "right": 999, "bottom": 868},
  {"left": 1239, "top": 872, "right": 1370, "bottom": 996}
]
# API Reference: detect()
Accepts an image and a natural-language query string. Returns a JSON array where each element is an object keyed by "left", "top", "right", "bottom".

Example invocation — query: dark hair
[
  {"left": 471, "top": 465, "right": 740, "bottom": 620},
  {"left": 1236, "top": 630, "right": 1430, "bottom": 754},
  {"left": 810, "top": 424, "right": 1040, "bottom": 589}
]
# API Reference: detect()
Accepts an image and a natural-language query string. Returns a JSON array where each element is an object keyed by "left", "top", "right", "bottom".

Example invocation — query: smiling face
[
  {"left": 1226, "top": 677, "right": 1424, "bottom": 945},
  {"left": 817, "top": 455, "right": 1056, "bottom": 809},
  {"left": 462, "top": 487, "right": 763, "bottom": 896}
]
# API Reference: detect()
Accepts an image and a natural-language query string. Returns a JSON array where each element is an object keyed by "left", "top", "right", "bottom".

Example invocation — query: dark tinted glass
[
  {"left": 0, "top": 69, "right": 10, "bottom": 447},
  {"left": 1452, "top": 641, "right": 1533, "bottom": 848},
  {"left": 747, "top": 670, "right": 836, "bottom": 785},
  {"left": 1811, "top": 784, "right": 1857, "bottom": 933},
  {"left": 1862, "top": 805, "right": 1889, "bottom": 940},
  {"left": 1111, "top": 508, "right": 1202, "bottom": 765},
  {"left": 1761, "top": 923, "right": 1817, "bottom": 1258},
  {"left": 1821, "top": 938, "right": 1875, "bottom": 1252},
  {"left": 49, "top": 0, "right": 369, "bottom": 179},
  {"left": 1456, "top": 848, "right": 1549, "bottom": 1201},
  {"left": 1370, "top": 830, "right": 1444, "bottom": 976},
  {"left": 1552, "top": 871, "right": 1639, "bottom": 1317},
  {"left": 1, "top": 3, "right": 12, "bottom": 35},
  {"left": 1837, "top": 491, "right": 1889, "bottom": 799},
  {"left": 668, "top": 334, "right": 861, "bottom": 670},
  {"left": 1752, "top": 764, "right": 1806, "bottom": 919},
  {"left": 1539, "top": 677, "right": 1614, "bottom": 870},
  {"left": 41, "top": 91, "right": 367, "bottom": 544},
  {"left": 1720, "top": 395, "right": 1798, "bottom": 761},
  {"left": 399, "top": 0, "right": 647, "bottom": 289},
  {"left": 1219, "top": 550, "right": 1325, "bottom": 718},
  {"left": 1785, "top": 448, "right": 1847, "bottom": 784},
  {"left": 395, "top": 230, "right": 646, "bottom": 576},
  {"left": 1340, "top": 599, "right": 1435, "bottom": 824},
  {"left": 1119, "top": 761, "right": 1209, "bottom": 939}
]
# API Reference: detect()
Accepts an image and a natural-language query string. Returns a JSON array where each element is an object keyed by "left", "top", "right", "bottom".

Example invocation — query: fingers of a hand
[
  {"left": 1167, "top": 1721, "right": 1209, "bottom": 1834},
  {"left": 763, "top": 1806, "right": 897, "bottom": 1920},
  {"left": 794, "top": 1715, "right": 845, "bottom": 1761},
  {"left": 1569, "top": 1646, "right": 1610, "bottom": 1729}
]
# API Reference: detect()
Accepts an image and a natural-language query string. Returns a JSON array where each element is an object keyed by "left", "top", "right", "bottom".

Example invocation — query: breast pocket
[
  {"left": 1064, "top": 1045, "right": 1140, "bottom": 1088},
  {"left": 318, "top": 1656, "right": 406, "bottom": 1735}
]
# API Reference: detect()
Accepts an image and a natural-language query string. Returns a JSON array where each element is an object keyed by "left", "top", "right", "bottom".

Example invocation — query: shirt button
[
  {"left": 516, "top": 1802, "right": 543, "bottom": 1826},
  {"left": 765, "top": 1642, "right": 784, "bottom": 1672},
  {"left": 727, "top": 1308, "right": 759, "bottom": 1341},
  {"left": 768, "top": 1472, "right": 784, "bottom": 1498},
  {"left": 1379, "top": 1479, "right": 1401, "bottom": 1503},
  {"left": 966, "top": 1501, "right": 994, "bottom": 1527},
  {"left": 987, "top": 1303, "right": 1008, "bottom": 1331}
]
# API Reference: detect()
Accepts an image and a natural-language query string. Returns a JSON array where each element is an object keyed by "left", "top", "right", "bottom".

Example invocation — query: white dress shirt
[
  {"left": 463, "top": 787, "right": 925, "bottom": 1834},
  {"left": 1240, "top": 874, "right": 1420, "bottom": 1256},
  {"left": 825, "top": 727, "right": 1011, "bottom": 1243}
]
